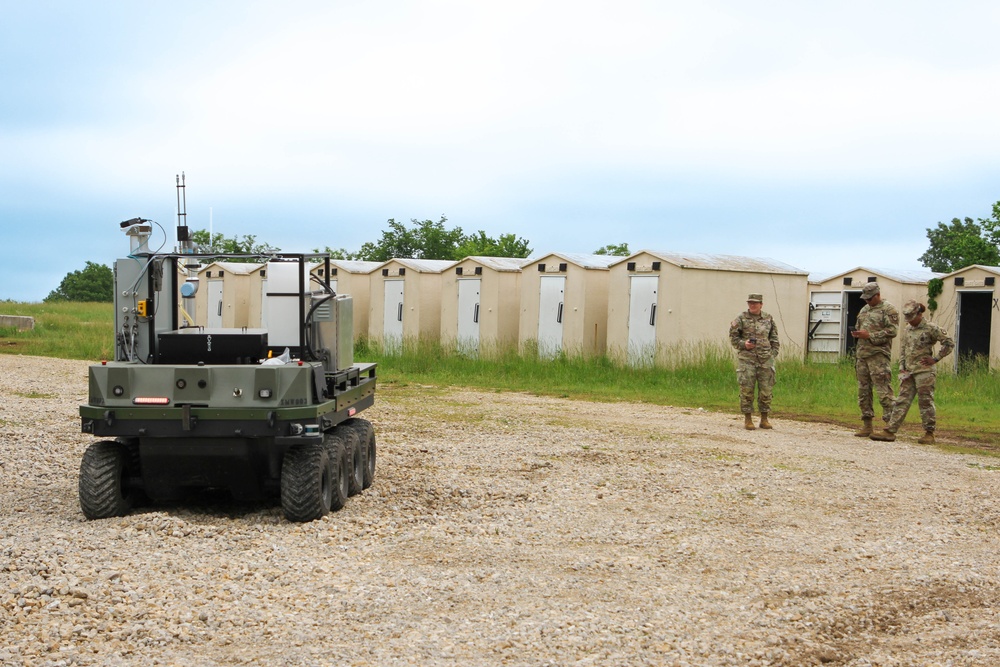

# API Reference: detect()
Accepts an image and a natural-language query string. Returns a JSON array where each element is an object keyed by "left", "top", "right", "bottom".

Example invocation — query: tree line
[{"left": 44, "top": 203, "right": 1000, "bottom": 302}]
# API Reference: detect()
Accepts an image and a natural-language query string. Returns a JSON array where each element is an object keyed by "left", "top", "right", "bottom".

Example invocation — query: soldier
[
  {"left": 870, "top": 300, "right": 953, "bottom": 444},
  {"left": 850, "top": 282, "right": 898, "bottom": 437},
  {"left": 729, "top": 293, "right": 780, "bottom": 430}
]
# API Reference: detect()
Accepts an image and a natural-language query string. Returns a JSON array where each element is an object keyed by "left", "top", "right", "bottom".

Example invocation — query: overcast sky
[{"left": 3, "top": 1, "right": 1000, "bottom": 301}]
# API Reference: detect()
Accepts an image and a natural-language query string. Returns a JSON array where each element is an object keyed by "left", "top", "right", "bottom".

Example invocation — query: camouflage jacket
[
  {"left": 729, "top": 310, "right": 780, "bottom": 363},
  {"left": 855, "top": 301, "right": 898, "bottom": 359},
  {"left": 899, "top": 319, "right": 954, "bottom": 375}
]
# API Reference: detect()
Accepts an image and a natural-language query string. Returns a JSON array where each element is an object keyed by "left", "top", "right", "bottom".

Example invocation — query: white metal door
[
  {"left": 807, "top": 291, "right": 843, "bottom": 361},
  {"left": 207, "top": 279, "right": 224, "bottom": 328},
  {"left": 537, "top": 276, "right": 565, "bottom": 358},
  {"left": 383, "top": 280, "right": 405, "bottom": 350},
  {"left": 457, "top": 279, "right": 481, "bottom": 355},
  {"left": 627, "top": 275, "right": 658, "bottom": 366}
]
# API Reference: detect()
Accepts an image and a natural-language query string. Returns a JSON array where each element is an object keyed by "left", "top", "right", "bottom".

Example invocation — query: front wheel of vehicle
[{"left": 79, "top": 441, "right": 134, "bottom": 520}]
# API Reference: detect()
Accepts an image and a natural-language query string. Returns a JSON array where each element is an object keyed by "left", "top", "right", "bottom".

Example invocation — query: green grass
[
  {"left": 0, "top": 300, "right": 115, "bottom": 360},
  {"left": 360, "top": 337, "right": 1000, "bottom": 448},
  {"left": 1, "top": 301, "right": 997, "bottom": 448},
  {"left": 361, "top": 336, "right": 855, "bottom": 414}
]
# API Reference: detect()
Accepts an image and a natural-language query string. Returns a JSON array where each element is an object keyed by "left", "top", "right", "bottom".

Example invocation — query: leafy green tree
[
  {"left": 45, "top": 262, "right": 114, "bottom": 302},
  {"left": 354, "top": 218, "right": 443, "bottom": 261},
  {"left": 456, "top": 231, "right": 532, "bottom": 258},
  {"left": 311, "top": 246, "right": 360, "bottom": 260},
  {"left": 919, "top": 216, "right": 1000, "bottom": 273},
  {"left": 326, "top": 247, "right": 358, "bottom": 260},
  {"left": 981, "top": 201, "right": 1000, "bottom": 249},
  {"left": 316, "top": 217, "right": 532, "bottom": 261},
  {"left": 190, "top": 230, "right": 279, "bottom": 257},
  {"left": 593, "top": 243, "right": 630, "bottom": 256}
]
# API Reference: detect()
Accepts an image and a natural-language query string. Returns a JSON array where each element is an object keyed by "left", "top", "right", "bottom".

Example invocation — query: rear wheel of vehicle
[
  {"left": 343, "top": 418, "right": 376, "bottom": 490},
  {"left": 323, "top": 432, "right": 350, "bottom": 512},
  {"left": 342, "top": 428, "right": 364, "bottom": 497},
  {"left": 280, "top": 443, "right": 334, "bottom": 522},
  {"left": 79, "top": 441, "right": 134, "bottom": 520}
]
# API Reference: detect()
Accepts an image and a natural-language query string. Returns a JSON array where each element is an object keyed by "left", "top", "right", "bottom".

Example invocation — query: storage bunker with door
[
  {"left": 607, "top": 251, "right": 809, "bottom": 366},
  {"left": 807, "top": 267, "right": 942, "bottom": 363}
]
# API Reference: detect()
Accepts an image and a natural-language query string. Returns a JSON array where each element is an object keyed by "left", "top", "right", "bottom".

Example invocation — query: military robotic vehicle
[{"left": 78, "top": 211, "right": 376, "bottom": 522}]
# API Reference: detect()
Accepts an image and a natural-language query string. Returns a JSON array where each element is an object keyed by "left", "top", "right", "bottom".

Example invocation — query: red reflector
[
  {"left": 348, "top": 407, "right": 357, "bottom": 416},
  {"left": 133, "top": 397, "right": 170, "bottom": 405}
]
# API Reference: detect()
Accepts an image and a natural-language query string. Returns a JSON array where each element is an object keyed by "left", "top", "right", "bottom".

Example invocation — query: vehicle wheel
[
  {"left": 79, "top": 441, "right": 134, "bottom": 520},
  {"left": 343, "top": 418, "right": 376, "bottom": 489},
  {"left": 342, "top": 427, "right": 364, "bottom": 497},
  {"left": 280, "top": 443, "right": 335, "bottom": 522},
  {"left": 323, "top": 432, "right": 350, "bottom": 511}
]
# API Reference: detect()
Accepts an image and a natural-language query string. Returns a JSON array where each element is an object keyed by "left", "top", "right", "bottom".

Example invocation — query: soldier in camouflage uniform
[
  {"left": 850, "top": 282, "right": 898, "bottom": 437},
  {"left": 729, "top": 293, "right": 780, "bottom": 430},
  {"left": 870, "top": 300, "right": 953, "bottom": 444}
]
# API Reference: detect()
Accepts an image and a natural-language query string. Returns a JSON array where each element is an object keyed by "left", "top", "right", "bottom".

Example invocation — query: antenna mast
[{"left": 176, "top": 172, "right": 192, "bottom": 253}]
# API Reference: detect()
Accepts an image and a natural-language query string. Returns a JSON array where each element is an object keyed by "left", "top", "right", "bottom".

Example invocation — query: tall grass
[
  {"left": 0, "top": 301, "right": 115, "bottom": 360},
  {"left": 360, "top": 336, "right": 999, "bottom": 443}
]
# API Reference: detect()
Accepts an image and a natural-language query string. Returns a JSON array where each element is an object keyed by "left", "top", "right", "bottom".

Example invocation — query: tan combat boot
[
  {"left": 759, "top": 413, "right": 772, "bottom": 429},
  {"left": 854, "top": 418, "right": 873, "bottom": 437},
  {"left": 744, "top": 414, "right": 755, "bottom": 430},
  {"left": 918, "top": 431, "right": 935, "bottom": 445},
  {"left": 869, "top": 429, "right": 896, "bottom": 442}
]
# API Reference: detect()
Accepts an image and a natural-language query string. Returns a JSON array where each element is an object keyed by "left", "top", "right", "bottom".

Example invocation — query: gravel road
[{"left": 2, "top": 355, "right": 999, "bottom": 666}]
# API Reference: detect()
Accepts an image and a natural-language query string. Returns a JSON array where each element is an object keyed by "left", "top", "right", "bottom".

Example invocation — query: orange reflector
[{"left": 133, "top": 397, "right": 170, "bottom": 405}]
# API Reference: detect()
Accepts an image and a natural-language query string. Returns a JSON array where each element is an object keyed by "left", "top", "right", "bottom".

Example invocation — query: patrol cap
[
  {"left": 747, "top": 293, "right": 763, "bottom": 302},
  {"left": 860, "top": 282, "right": 880, "bottom": 299},
  {"left": 902, "top": 299, "right": 923, "bottom": 317}
]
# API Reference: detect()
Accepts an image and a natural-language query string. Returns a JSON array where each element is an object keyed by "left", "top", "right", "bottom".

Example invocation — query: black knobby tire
[
  {"left": 343, "top": 418, "right": 376, "bottom": 489},
  {"left": 79, "top": 441, "right": 135, "bottom": 520},
  {"left": 323, "top": 432, "right": 350, "bottom": 512},
  {"left": 342, "top": 427, "right": 364, "bottom": 497},
  {"left": 280, "top": 443, "right": 335, "bottom": 522}
]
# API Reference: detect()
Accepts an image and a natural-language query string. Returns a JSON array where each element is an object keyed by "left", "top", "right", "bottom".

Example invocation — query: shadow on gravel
[{"left": 130, "top": 489, "right": 283, "bottom": 522}]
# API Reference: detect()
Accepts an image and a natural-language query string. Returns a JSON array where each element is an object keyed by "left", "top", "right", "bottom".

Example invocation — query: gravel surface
[{"left": 2, "top": 354, "right": 999, "bottom": 666}]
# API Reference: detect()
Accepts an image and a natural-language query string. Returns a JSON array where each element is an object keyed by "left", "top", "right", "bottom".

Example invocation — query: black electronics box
[{"left": 157, "top": 328, "right": 268, "bottom": 364}]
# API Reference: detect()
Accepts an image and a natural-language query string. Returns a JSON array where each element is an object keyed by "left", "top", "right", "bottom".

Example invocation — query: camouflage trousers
[
  {"left": 855, "top": 355, "right": 895, "bottom": 422},
  {"left": 888, "top": 371, "right": 937, "bottom": 432},
  {"left": 737, "top": 358, "right": 775, "bottom": 414}
]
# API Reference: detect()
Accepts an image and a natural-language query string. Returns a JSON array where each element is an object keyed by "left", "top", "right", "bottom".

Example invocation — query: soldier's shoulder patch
[
  {"left": 730, "top": 319, "right": 740, "bottom": 328},
  {"left": 889, "top": 312, "right": 899, "bottom": 324}
]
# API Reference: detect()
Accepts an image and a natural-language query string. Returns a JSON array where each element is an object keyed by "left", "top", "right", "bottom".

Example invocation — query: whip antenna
[{"left": 176, "top": 172, "right": 192, "bottom": 253}]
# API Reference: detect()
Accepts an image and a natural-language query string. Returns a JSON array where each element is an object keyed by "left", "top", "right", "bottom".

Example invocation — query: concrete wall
[{"left": 0, "top": 315, "right": 34, "bottom": 331}]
